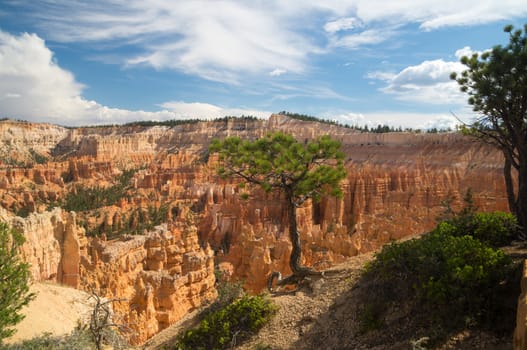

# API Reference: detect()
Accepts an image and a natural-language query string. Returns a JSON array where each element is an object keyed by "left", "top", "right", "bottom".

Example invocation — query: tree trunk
[
  {"left": 517, "top": 152, "right": 527, "bottom": 235},
  {"left": 503, "top": 154, "right": 518, "bottom": 215},
  {"left": 286, "top": 190, "right": 303, "bottom": 274}
]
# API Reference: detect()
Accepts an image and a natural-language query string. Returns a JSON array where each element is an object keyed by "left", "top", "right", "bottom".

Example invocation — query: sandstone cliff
[
  {"left": 0, "top": 207, "right": 216, "bottom": 345},
  {"left": 80, "top": 220, "right": 216, "bottom": 344}
]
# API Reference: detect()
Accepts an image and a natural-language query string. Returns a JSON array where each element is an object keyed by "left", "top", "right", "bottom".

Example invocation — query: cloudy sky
[{"left": 0, "top": 1, "right": 526, "bottom": 128}]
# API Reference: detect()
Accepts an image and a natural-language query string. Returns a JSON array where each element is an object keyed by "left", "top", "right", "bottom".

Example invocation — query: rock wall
[
  {"left": 81, "top": 219, "right": 216, "bottom": 344},
  {"left": 0, "top": 120, "right": 68, "bottom": 165},
  {"left": 0, "top": 208, "right": 216, "bottom": 345},
  {"left": 0, "top": 207, "right": 85, "bottom": 287},
  {"left": 80, "top": 220, "right": 216, "bottom": 344}
]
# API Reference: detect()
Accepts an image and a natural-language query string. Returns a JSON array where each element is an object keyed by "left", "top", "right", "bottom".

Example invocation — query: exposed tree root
[{"left": 267, "top": 267, "right": 326, "bottom": 292}]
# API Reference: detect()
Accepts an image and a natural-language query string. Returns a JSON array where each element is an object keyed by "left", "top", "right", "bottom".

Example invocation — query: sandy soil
[{"left": 4, "top": 282, "right": 94, "bottom": 344}]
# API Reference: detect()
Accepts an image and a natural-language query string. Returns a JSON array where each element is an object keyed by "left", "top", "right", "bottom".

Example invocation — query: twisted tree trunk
[
  {"left": 287, "top": 191, "right": 302, "bottom": 274},
  {"left": 267, "top": 190, "right": 321, "bottom": 291}
]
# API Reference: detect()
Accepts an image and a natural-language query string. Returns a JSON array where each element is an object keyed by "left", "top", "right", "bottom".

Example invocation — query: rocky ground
[{"left": 145, "top": 249, "right": 516, "bottom": 350}]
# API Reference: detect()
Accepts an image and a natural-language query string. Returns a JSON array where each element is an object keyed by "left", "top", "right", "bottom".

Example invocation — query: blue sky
[{"left": 0, "top": 1, "right": 526, "bottom": 128}]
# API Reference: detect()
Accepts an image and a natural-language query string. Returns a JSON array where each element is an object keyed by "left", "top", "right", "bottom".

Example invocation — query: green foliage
[
  {"left": 432, "top": 211, "right": 519, "bottom": 247},
  {"left": 210, "top": 132, "right": 346, "bottom": 274},
  {"left": 210, "top": 132, "right": 346, "bottom": 203},
  {"left": 62, "top": 169, "right": 135, "bottom": 212},
  {"left": 0, "top": 222, "right": 35, "bottom": 343},
  {"left": 84, "top": 204, "right": 169, "bottom": 238},
  {"left": 122, "top": 115, "right": 258, "bottom": 128},
  {"left": 451, "top": 23, "right": 527, "bottom": 233},
  {"left": 174, "top": 295, "right": 277, "bottom": 350},
  {"left": 362, "top": 216, "right": 517, "bottom": 335},
  {"left": 451, "top": 23, "right": 527, "bottom": 123}
]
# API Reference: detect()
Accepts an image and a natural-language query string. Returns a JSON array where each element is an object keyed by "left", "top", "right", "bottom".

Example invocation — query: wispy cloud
[
  {"left": 324, "top": 17, "right": 362, "bottom": 33},
  {"left": 13, "top": 0, "right": 527, "bottom": 83},
  {"left": 269, "top": 69, "right": 287, "bottom": 77}
]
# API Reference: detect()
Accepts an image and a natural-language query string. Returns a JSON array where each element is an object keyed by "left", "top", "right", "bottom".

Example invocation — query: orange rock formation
[{"left": 0, "top": 115, "right": 511, "bottom": 342}]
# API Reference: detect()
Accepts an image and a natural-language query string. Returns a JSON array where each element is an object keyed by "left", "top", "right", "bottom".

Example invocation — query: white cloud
[
  {"left": 422, "top": 114, "right": 460, "bottom": 130},
  {"left": 369, "top": 58, "right": 466, "bottom": 104},
  {"left": 329, "top": 28, "right": 395, "bottom": 49},
  {"left": 455, "top": 46, "right": 475, "bottom": 59},
  {"left": 159, "top": 101, "right": 271, "bottom": 119},
  {"left": 27, "top": 1, "right": 314, "bottom": 84},
  {"left": 324, "top": 17, "right": 361, "bottom": 33},
  {"left": 269, "top": 69, "right": 287, "bottom": 77},
  {"left": 0, "top": 30, "right": 270, "bottom": 126},
  {"left": 18, "top": 0, "right": 527, "bottom": 83},
  {"left": 454, "top": 46, "right": 490, "bottom": 60},
  {"left": 0, "top": 31, "right": 86, "bottom": 124},
  {"left": 329, "top": 111, "right": 463, "bottom": 130}
]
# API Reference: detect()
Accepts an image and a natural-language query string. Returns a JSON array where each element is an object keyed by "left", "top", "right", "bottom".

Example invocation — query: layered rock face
[
  {"left": 0, "top": 207, "right": 85, "bottom": 287},
  {"left": 0, "top": 120, "right": 68, "bottom": 165},
  {"left": 80, "top": 220, "right": 216, "bottom": 344},
  {"left": 0, "top": 207, "right": 216, "bottom": 345},
  {"left": 0, "top": 116, "right": 511, "bottom": 341}
]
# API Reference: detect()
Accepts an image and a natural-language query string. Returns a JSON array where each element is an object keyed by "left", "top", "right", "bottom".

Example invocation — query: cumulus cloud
[
  {"left": 0, "top": 30, "right": 269, "bottom": 126},
  {"left": 368, "top": 58, "right": 466, "bottom": 104},
  {"left": 0, "top": 31, "right": 87, "bottom": 124}
]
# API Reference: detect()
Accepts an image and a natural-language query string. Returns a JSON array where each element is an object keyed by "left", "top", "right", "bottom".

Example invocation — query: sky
[{"left": 0, "top": 1, "right": 526, "bottom": 129}]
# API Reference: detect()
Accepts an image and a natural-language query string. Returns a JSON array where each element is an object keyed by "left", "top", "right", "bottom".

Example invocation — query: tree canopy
[
  {"left": 0, "top": 222, "right": 35, "bottom": 342},
  {"left": 451, "top": 23, "right": 527, "bottom": 235},
  {"left": 210, "top": 132, "right": 346, "bottom": 284}
]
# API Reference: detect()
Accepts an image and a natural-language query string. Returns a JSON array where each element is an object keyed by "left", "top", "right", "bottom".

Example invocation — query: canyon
[{"left": 0, "top": 115, "right": 510, "bottom": 344}]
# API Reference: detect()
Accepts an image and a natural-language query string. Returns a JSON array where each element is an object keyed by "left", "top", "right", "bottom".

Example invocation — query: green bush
[
  {"left": 174, "top": 295, "right": 277, "bottom": 350},
  {"left": 363, "top": 230, "right": 514, "bottom": 330},
  {"left": 432, "top": 211, "right": 519, "bottom": 247}
]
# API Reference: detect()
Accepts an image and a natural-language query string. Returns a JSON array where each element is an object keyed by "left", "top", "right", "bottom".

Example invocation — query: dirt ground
[{"left": 146, "top": 248, "right": 516, "bottom": 350}]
